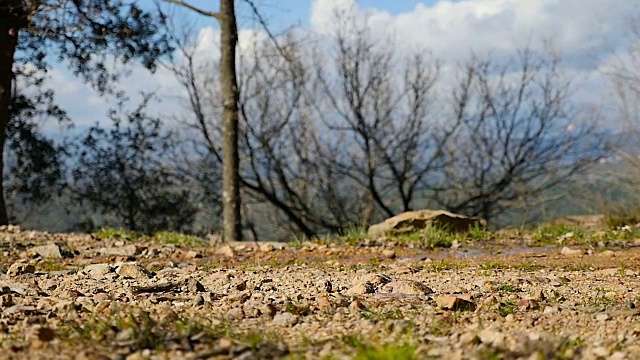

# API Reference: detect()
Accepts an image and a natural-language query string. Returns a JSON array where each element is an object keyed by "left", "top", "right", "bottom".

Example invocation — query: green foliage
[
  {"left": 353, "top": 343, "right": 418, "bottom": 360},
  {"left": 531, "top": 224, "right": 582, "bottom": 245},
  {"left": 152, "top": 232, "right": 206, "bottom": 247},
  {"left": 468, "top": 223, "right": 491, "bottom": 241},
  {"left": 94, "top": 227, "right": 142, "bottom": 242},
  {"left": 479, "top": 261, "right": 504, "bottom": 270},
  {"left": 605, "top": 211, "right": 640, "bottom": 229},
  {"left": 496, "top": 300, "right": 517, "bottom": 316},
  {"left": 70, "top": 95, "right": 199, "bottom": 234}
]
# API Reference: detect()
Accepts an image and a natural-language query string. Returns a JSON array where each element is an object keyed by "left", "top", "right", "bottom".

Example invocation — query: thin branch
[{"left": 161, "top": 0, "right": 220, "bottom": 19}]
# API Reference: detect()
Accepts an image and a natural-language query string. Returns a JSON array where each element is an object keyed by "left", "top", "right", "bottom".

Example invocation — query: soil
[{"left": 1, "top": 225, "right": 639, "bottom": 359}]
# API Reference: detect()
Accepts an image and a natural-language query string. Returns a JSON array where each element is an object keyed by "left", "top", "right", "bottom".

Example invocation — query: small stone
[
  {"left": 186, "top": 279, "right": 206, "bottom": 293},
  {"left": 381, "top": 249, "right": 396, "bottom": 259},
  {"left": 234, "top": 280, "right": 247, "bottom": 291},
  {"left": 226, "top": 307, "right": 245, "bottom": 320},
  {"left": 259, "top": 243, "right": 275, "bottom": 252},
  {"left": 32, "top": 244, "right": 63, "bottom": 259},
  {"left": 260, "top": 303, "right": 277, "bottom": 318},
  {"left": 530, "top": 289, "right": 545, "bottom": 301},
  {"left": 116, "top": 263, "right": 150, "bottom": 280},
  {"left": 192, "top": 295, "right": 205, "bottom": 306},
  {"left": 345, "top": 282, "right": 375, "bottom": 296},
  {"left": 601, "top": 250, "right": 616, "bottom": 257},
  {"left": 185, "top": 250, "right": 202, "bottom": 259},
  {"left": 560, "top": 247, "right": 583, "bottom": 256},
  {"left": 610, "top": 351, "right": 627, "bottom": 360},
  {"left": 216, "top": 245, "right": 236, "bottom": 258},
  {"left": 543, "top": 306, "right": 559, "bottom": 314},
  {"left": 317, "top": 295, "right": 332, "bottom": 311},
  {"left": 349, "top": 300, "right": 366, "bottom": 313},
  {"left": 7, "top": 262, "right": 35, "bottom": 276},
  {"left": 273, "top": 312, "right": 298, "bottom": 327},
  {"left": 596, "top": 313, "right": 610, "bottom": 321},
  {"left": 83, "top": 264, "right": 113, "bottom": 279},
  {"left": 435, "top": 295, "right": 476, "bottom": 311},
  {"left": 0, "top": 294, "right": 14, "bottom": 307},
  {"left": 478, "top": 328, "right": 505, "bottom": 348},
  {"left": 592, "top": 347, "right": 610, "bottom": 357},
  {"left": 459, "top": 332, "right": 479, "bottom": 344},
  {"left": 218, "top": 337, "right": 233, "bottom": 350},
  {"left": 517, "top": 299, "right": 539, "bottom": 310},
  {"left": 33, "top": 327, "right": 55, "bottom": 342}
]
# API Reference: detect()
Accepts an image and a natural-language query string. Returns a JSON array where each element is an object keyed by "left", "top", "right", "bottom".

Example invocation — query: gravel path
[{"left": 0, "top": 226, "right": 639, "bottom": 359}]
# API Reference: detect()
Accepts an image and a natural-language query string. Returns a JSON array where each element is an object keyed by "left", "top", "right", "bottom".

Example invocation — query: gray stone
[{"left": 32, "top": 244, "right": 63, "bottom": 259}]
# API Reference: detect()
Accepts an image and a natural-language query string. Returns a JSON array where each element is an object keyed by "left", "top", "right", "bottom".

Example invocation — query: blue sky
[{"left": 44, "top": 0, "right": 637, "bottom": 129}]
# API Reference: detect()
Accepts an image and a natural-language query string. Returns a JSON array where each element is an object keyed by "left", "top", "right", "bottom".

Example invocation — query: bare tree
[
  {"left": 433, "top": 49, "right": 608, "bottom": 223},
  {"left": 162, "top": 0, "right": 242, "bottom": 242},
  {"left": 167, "top": 28, "right": 366, "bottom": 239},
  {"left": 315, "top": 14, "right": 451, "bottom": 220},
  {"left": 597, "top": 14, "right": 640, "bottom": 217}
]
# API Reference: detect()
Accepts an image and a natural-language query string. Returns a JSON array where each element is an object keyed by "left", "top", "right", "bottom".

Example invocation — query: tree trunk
[
  {"left": 218, "top": 0, "right": 242, "bottom": 242},
  {"left": 0, "top": 2, "right": 26, "bottom": 226}
]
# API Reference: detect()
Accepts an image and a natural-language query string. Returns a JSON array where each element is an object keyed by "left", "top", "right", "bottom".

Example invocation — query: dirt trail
[{"left": 1, "top": 226, "right": 639, "bottom": 359}]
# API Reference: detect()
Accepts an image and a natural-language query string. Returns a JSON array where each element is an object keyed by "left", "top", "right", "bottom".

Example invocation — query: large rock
[{"left": 368, "top": 210, "right": 485, "bottom": 237}]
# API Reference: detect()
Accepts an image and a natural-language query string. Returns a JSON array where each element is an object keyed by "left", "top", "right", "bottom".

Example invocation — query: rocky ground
[{"left": 1, "top": 225, "right": 640, "bottom": 359}]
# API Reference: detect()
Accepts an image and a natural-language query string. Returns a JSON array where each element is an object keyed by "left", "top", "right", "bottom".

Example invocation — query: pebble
[{"left": 273, "top": 312, "right": 298, "bottom": 327}]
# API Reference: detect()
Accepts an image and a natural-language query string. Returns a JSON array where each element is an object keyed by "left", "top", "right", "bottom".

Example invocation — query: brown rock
[
  {"left": 368, "top": 210, "right": 485, "bottom": 237},
  {"left": 216, "top": 245, "right": 236, "bottom": 258},
  {"left": 226, "top": 307, "right": 245, "bottom": 320},
  {"left": 116, "top": 263, "right": 150, "bottom": 280},
  {"left": 435, "top": 295, "right": 476, "bottom": 311},
  {"left": 516, "top": 298, "right": 539, "bottom": 310},
  {"left": 186, "top": 279, "right": 206, "bottom": 292},
  {"left": 317, "top": 295, "right": 332, "bottom": 311},
  {"left": 33, "top": 326, "right": 55, "bottom": 342},
  {"left": 349, "top": 299, "right": 366, "bottom": 313},
  {"left": 260, "top": 303, "right": 277, "bottom": 318},
  {"left": 7, "top": 262, "right": 35, "bottom": 276},
  {"left": 381, "top": 249, "right": 397, "bottom": 259}
]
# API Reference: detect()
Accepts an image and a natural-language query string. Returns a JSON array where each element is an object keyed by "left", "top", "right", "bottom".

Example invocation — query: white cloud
[
  {"left": 44, "top": 0, "right": 637, "bottom": 133},
  {"left": 311, "top": 0, "right": 631, "bottom": 64}
]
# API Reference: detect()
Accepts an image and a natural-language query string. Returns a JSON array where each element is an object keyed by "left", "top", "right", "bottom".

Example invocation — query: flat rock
[
  {"left": 560, "top": 247, "right": 584, "bottom": 256},
  {"left": 32, "top": 244, "right": 64, "bottom": 259},
  {"left": 116, "top": 263, "right": 150, "bottom": 280},
  {"left": 83, "top": 264, "right": 113, "bottom": 279},
  {"left": 368, "top": 209, "right": 485, "bottom": 237}
]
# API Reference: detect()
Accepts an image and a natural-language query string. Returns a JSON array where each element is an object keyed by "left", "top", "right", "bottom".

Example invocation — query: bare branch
[{"left": 160, "top": 0, "right": 220, "bottom": 19}]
